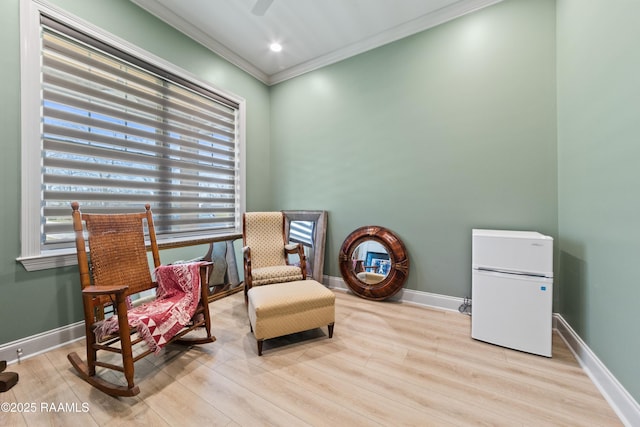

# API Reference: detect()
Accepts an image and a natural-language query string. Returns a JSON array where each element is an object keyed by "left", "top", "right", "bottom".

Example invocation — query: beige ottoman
[{"left": 247, "top": 280, "right": 335, "bottom": 356}]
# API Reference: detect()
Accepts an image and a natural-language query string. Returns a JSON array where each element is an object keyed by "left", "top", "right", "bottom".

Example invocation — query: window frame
[{"left": 18, "top": 0, "right": 246, "bottom": 271}]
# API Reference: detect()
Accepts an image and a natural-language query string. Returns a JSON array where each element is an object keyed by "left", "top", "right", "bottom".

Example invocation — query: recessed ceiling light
[{"left": 269, "top": 43, "right": 282, "bottom": 52}]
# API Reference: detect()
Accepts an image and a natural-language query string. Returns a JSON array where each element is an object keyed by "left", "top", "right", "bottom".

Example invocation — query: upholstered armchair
[{"left": 242, "top": 212, "right": 307, "bottom": 303}]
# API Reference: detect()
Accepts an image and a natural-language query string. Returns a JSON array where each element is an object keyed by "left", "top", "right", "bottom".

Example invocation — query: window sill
[
  {"left": 17, "top": 250, "right": 79, "bottom": 272},
  {"left": 17, "top": 232, "right": 243, "bottom": 272}
]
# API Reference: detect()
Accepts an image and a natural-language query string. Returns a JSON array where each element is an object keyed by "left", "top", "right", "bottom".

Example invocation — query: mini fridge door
[
  {"left": 471, "top": 269, "right": 553, "bottom": 357},
  {"left": 472, "top": 229, "right": 553, "bottom": 277}
]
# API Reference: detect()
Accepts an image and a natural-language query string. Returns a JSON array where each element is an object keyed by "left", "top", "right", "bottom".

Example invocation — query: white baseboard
[
  {"left": 0, "top": 321, "right": 84, "bottom": 365},
  {"left": 554, "top": 314, "right": 640, "bottom": 427},
  {"left": 323, "top": 275, "right": 466, "bottom": 312},
  {"left": 325, "top": 275, "right": 637, "bottom": 425}
]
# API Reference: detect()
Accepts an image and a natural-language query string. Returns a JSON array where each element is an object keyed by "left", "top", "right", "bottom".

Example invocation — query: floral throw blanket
[{"left": 94, "top": 262, "right": 204, "bottom": 354}]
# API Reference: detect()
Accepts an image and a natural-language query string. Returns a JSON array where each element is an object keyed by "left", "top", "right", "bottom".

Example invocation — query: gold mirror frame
[{"left": 339, "top": 226, "right": 409, "bottom": 300}]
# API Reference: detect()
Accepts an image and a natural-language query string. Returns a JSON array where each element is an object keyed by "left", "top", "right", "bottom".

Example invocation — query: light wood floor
[{"left": 1, "top": 289, "right": 622, "bottom": 426}]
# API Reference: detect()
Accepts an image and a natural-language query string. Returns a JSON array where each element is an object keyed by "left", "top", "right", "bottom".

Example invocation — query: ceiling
[{"left": 130, "top": 0, "right": 503, "bottom": 85}]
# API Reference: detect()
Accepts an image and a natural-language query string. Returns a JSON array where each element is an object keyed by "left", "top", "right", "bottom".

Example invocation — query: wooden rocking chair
[{"left": 67, "top": 202, "right": 215, "bottom": 397}]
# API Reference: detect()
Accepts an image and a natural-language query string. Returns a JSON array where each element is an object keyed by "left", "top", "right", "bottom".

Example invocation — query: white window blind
[{"left": 40, "top": 15, "right": 241, "bottom": 250}]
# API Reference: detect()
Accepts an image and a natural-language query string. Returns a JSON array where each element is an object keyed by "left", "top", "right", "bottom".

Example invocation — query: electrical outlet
[
  {"left": 16, "top": 348, "right": 24, "bottom": 356},
  {"left": 458, "top": 297, "right": 472, "bottom": 315}
]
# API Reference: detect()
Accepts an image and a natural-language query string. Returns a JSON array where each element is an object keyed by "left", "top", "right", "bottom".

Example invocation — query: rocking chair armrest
[
  {"left": 168, "top": 260, "right": 213, "bottom": 268},
  {"left": 166, "top": 260, "right": 213, "bottom": 274},
  {"left": 82, "top": 285, "right": 129, "bottom": 296},
  {"left": 193, "top": 261, "right": 213, "bottom": 284}
]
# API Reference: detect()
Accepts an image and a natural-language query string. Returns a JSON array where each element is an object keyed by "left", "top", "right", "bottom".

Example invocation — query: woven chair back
[{"left": 81, "top": 210, "right": 159, "bottom": 297}]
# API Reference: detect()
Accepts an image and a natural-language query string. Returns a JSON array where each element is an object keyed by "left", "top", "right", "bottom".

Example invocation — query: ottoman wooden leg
[
  {"left": 328, "top": 323, "right": 334, "bottom": 338},
  {"left": 257, "top": 340, "right": 264, "bottom": 356}
]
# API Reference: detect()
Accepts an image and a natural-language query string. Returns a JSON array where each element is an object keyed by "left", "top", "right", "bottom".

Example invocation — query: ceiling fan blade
[{"left": 251, "top": 0, "right": 274, "bottom": 16}]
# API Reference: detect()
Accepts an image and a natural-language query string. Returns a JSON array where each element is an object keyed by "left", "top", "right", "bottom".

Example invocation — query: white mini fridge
[{"left": 471, "top": 229, "right": 553, "bottom": 357}]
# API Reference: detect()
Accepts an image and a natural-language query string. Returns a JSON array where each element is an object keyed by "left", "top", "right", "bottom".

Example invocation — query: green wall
[
  {"left": 0, "top": 0, "right": 270, "bottom": 344},
  {"left": 270, "top": 0, "right": 558, "bottom": 298},
  {"left": 2, "top": 0, "right": 637, "bottom": 408},
  {"left": 557, "top": 0, "right": 640, "bottom": 402}
]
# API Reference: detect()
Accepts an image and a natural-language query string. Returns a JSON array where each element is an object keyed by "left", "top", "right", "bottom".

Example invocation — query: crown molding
[
  {"left": 130, "top": 0, "right": 270, "bottom": 84},
  {"left": 269, "top": 0, "right": 504, "bottom": 85},
  {"left": 131, "top": 0, "right": 503, "bottom": 86}
]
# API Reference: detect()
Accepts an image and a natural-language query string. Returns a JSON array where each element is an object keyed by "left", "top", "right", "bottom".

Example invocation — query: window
[{"left": 19, "top": 1, "right": 245, "bottom": 271}]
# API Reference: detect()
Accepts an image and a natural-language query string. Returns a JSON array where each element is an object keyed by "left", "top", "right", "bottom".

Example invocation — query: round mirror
[
  {"left": 339, "top": 226, "right": 409, "bottom": 300},
  {"left": 351, "top": 240, "right": 390, "bottom": 285}
]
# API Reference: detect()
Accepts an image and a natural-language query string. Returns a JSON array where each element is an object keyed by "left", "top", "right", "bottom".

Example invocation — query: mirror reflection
[
  {"left": 283, "top": 210, "right": 328, "bottom": 283},
  {"left": 351, "top": 240, "right": 390, "bottom": 284},
  {"left": 287, "top": 220, "right": 316, "bottom": 277}
]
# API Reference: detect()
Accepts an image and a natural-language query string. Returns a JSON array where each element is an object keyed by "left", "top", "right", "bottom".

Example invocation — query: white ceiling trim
[
  {"left": 269, "top": 0, "right": 504, "bottom": 85},
  {"left": 130, "top": 0, "right": 270, "bottom": 83},
  {"left": 131, "top": 0, "right": 504, "bottom": 86}
]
